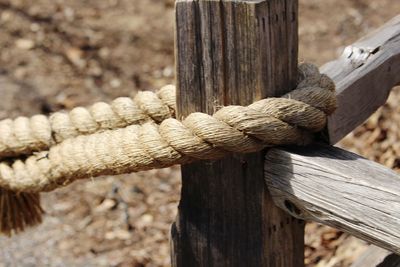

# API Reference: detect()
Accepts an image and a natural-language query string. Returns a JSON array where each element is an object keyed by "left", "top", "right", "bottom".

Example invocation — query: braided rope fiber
[{"left": 0, "top": 64, "right": 336, "bottom": 193}]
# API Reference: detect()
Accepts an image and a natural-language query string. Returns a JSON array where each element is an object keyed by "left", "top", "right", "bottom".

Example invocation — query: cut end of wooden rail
[{"left": 264, "top": 144, "right": 400, "bottom": 255}]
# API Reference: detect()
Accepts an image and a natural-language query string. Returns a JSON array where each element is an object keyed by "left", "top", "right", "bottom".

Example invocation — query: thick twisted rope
[
  {"left": 0, "top": 63, "right": 336, "bottom": 235},
  {"left": 0, "top": 64, "right": 333, "bottom": 160},
  {"left": 0, "top": 85, "right": 175, "bottom": 158},
  {"left": 0, "top": 64, "right": 336, "bottom": 193}
]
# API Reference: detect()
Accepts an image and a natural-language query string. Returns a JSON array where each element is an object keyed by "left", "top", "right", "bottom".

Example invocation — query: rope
[
  {"left": 0, "top": 63, "right": 336, "bottom": 235},
  {"left": 0, "top": 64, "right": 336, "bottom": 193},
  {"left": 0, "top": 85, "right": 176, "bottom": 158},
  {"left": 0, "top": 64, "right": 333, "bottom": 160}
]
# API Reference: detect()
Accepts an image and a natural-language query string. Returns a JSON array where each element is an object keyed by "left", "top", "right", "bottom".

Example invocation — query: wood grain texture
[
  {"left": 172, "top": 0, "right": 304, "bottom": 266},
  {"left": 264, "top": 144, "right": 400, "bottom": 254},
  {"left": 321, "top": 15, "right": 400, "bottom": 144},
  {"left": 351, "top": 246, "right": 400, "bottom": 267}
]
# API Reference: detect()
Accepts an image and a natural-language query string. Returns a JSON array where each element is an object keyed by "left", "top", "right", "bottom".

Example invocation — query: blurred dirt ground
[{"left": 0, "top": 0, "right": 399, "bottom": 266}]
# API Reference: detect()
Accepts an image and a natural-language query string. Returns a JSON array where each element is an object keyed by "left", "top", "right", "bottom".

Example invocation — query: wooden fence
[{"left": 170, "top": 1, "right": 400, "bottom": 266}]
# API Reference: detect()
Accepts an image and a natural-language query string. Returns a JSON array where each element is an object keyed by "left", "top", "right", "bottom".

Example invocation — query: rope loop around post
[{"left": 0, "top": 63, "right": 336, "bottom": 235}]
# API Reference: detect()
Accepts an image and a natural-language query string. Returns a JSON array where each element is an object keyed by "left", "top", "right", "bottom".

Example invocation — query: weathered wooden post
[{"left": 171, "top": 0, "right": 304, "bottom": 266}]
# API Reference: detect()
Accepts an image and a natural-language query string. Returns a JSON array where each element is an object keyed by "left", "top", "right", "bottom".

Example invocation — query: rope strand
[
  {"left": 0, "top": 85, "right": 176, "bottom": 159},
  {"left": 0, "top": 70, "right": 336, "bottom": 192},
  {"left": 0, "top": 63, "right": 333, "bottom": 160}
]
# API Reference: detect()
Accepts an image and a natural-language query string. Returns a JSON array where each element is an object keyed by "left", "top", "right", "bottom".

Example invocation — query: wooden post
[{"left": 171, "top": 0, "right": 304, "bottom": 266}]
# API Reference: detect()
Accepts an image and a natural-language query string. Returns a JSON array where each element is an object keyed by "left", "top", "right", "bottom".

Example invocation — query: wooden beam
[
  {"left": 321, "top": 15, "right": 400, "bottom": 144},
  {"left": 264, "top": 144, "right": 400, "bottom": 254},
  {"left": 351, "top": 246, "right": 400, "bottom": 267},
  {"left": 171, "top": 0, "right": 304, "bottom": 266}
]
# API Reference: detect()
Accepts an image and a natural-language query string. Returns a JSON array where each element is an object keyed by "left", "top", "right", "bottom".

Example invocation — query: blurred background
[{"left": 0, "top": 0, "right": 399, "bottom": 266}]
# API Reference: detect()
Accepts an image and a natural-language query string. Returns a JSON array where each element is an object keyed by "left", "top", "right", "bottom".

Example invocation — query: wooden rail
[
  {"left": 322, "top": 15, "right": 400, "bottom": 144},
  {"left": 264, "top": 145, "right": 400, "bottom": 254}
]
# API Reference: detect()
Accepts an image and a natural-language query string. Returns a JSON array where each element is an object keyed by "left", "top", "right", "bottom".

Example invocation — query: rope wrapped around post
[{"left": 0, "top": 63, "right": 336, "bottom": 235}]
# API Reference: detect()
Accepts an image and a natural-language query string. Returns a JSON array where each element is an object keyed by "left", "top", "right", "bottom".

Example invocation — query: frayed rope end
[{"left": 0, "top": 188, "right": 44, "bottom": 236}]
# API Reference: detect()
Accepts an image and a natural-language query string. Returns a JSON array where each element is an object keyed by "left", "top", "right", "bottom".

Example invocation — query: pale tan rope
[
  {"left": 0, "top": 65, "right": 336, "bottom": 193},
  {"left": 0, "top": 64, "right": 333, "bottom": 160},
  {"left": 0, "top": 85, "right": 175, "bottom": 158},
  {"left": 0, "top": 63, "right": 335, "bottom": 235}
]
